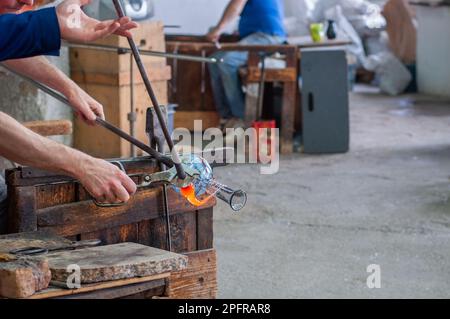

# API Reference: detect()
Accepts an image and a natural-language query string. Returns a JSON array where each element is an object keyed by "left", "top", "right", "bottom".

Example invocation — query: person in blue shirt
[
  {"left": 0, "top": 0, "right": 139, "bottom": 210},
  {"left": 206, "top": 0, "right": 286, "bottom": 132}
]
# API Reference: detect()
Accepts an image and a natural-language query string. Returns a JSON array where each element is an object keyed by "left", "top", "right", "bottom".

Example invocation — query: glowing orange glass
[{"left": 180, "top": 184, "right": 212, "bottom": 207}]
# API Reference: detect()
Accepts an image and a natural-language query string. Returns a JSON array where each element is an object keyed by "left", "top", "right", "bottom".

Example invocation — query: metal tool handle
[{"left": 112, "top": 0, "right": 186, "bottom": 181}]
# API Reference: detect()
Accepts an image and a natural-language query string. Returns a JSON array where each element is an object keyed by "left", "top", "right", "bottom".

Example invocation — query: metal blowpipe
[{"left": 64, "top": 42, "right": 222, "bottom": 64}]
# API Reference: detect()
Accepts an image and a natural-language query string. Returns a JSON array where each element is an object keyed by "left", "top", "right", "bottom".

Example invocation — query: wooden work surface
[{"left": 47, "top": 243, "right": 187, "bottom": 284}]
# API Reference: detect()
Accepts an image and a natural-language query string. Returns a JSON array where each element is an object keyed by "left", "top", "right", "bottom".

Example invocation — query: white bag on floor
[{"left": 364, "top": 52, "right": 412, "bottom": 95}]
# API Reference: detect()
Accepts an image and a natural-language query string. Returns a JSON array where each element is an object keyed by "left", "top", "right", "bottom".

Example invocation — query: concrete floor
[{"left": 212, "top": 86, "right": 450, "bottom": 298}]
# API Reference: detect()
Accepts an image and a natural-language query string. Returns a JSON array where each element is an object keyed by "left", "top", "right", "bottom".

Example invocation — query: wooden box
[
  {"left": 4, "top": 158, "right": 217, "bottom": 298},
  {"left": 70, "top": 21, "right": 171, "bottom": 158}
]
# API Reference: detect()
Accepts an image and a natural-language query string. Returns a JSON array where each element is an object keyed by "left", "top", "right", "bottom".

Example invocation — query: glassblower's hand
[{"left": 56, "top": 0, "right": 138, "bottom": 42}]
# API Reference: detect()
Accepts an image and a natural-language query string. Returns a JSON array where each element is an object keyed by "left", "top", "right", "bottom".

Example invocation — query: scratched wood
[
  {"left": 70, "top": 21, "right": 170, "bottom": 158},
  {"left": 197, "top": 208, "right": 213, "bottom": 251},
  {"left": 23, "top": 120, "right": 73, "bottom": 137}
]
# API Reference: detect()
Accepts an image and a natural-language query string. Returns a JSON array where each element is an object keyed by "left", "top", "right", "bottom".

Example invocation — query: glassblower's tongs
[{"left": 136, "top": 164, "right": 201, "bottom": 189}]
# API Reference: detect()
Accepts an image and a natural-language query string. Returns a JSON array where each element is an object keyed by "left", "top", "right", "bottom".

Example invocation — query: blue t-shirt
[
  {"left": 238, "top": 0, "right": 286, "bottom": 39},
  {"left": 0, "top": 7, "right": 61, "bottom": 62}
]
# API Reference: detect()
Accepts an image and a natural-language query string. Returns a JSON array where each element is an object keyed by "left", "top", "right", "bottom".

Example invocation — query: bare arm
[
  {"left": 2, "top": 57, "right": 104, "bottom": 124},
  {"left": 0, "top": 112, "right": 136, "bottom": 203},
  {"left": 206, "top": 0, "right": 248, "bottom": 42}
]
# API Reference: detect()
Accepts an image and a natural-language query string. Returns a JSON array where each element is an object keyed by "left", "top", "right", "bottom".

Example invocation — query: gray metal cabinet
[{"left": 301, "top": 48, "right": 349, "bottom": 153}]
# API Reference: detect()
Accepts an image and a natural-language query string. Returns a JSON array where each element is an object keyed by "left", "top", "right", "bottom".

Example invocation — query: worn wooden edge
[{"left": 28, "top": 273, "right": 170, "bottom": 299}]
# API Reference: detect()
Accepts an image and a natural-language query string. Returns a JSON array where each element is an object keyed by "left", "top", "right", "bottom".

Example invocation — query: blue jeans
[{"left": 208, "top": 33, "right": 285, "bottom": 120}]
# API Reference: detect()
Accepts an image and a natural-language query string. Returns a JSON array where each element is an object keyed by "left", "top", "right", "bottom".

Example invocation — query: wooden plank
[
  {"left": 73, "top": 81, "right": 168, "bottom": 158},
  {"left": 70, "top": 21, "right": 166, "bottom": 75},
  {"left": 7, "top": 186, "right": 37, "bottom": 233},
  {"left": 244, "top": 83, "right": 260, "bottom": 126},
  {"left": 23, "top": 120, "right": 72, "bottom": 137},
  {"left": 167, "top": 55, "right": 216, "bottom": 112},
  {"left": 174, "top": 111, "right": 220, "bottom": 131},
  {"left": 6, "top": 158, "right": 158, "bottom": 187},
  {"left": 139, "top": 210, "right": 197, "bottom": 253},
  {"left": 70, "top": 21, "right": 170, "bottom": 158},
  {"left": 36, "top": 187, "right": 215, "bottom": 237},
  {"left": 80, "top": 223, "right": 138, "bottom": 245},
  {"left": 243, "top": 67, "right": 297, "bottom": 83},
  {"left": 280, "top": 82, "right": 296, "bottom": 155},
  {"left": 0, "top": 256, "right": 51, "bottom": 299},
  {"left": 137, "top": 219, "right": 153, "bottom": 247},
  {"left": 166, "top": 249, "right": 217, "bottom": 299},
  {"left": 145, "top": 216, "right": 168, "bottom": 251},
  {"left": 71, "top": 65, "right": 171, "bottom": 86},
  {"left": 36, "top": 183, "right": 76, "bottom": 210},
  {"left": 30, "top": 273, "right": 170, "bottom": 299},
  {"left": 46, "top": 243, "right": 187, "bottom": 284},
  {"left": 57, "top": 279, "right": 166, "bottom": 299},
  {"left": 197, "top": 208, "right": 213, "bottom": 250},
  {"left": 170, "top": 212, "right": 197, "bottom": 253},
  {"left": 122, "top": 284, "right": 165, "bottom": 299},
  {"left": 0, "top": 232, "right": 73, "bottom": 253}
]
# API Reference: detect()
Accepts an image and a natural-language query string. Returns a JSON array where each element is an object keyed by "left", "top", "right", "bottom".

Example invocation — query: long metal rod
[
  {"left": 112, "top": 0, "right": 186, "bottom": 180},
  {"left": 64, "top": 42, "right": 221, "bottom": 64},
  {"left": 129, "top": 53, "right": 136, "bottom": 157},
  {"left": 1, "top": 64, "right": 174, "bottom": 167},
  {"left": 146, "top": 108, "right": 172, "bottom": 252}
]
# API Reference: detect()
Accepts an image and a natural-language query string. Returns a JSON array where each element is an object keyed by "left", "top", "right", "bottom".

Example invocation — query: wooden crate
[
  {"left": 4, "top": 159, "right": 217, "bottom": 298},
  {"left": 70, "top": 21, "right": 171, "bottom": 158}
]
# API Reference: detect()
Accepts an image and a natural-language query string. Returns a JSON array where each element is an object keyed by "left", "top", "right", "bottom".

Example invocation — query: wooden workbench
[
  {"left": 4, "top": 157, "right": 217, "bottom": 299},
  {"left": 166, "top": 35, "right": 352, "bottom": 154}
]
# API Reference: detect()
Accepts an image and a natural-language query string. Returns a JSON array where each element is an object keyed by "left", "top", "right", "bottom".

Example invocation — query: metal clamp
[{"left": 137, "top": 164, "right": 200, "bottom": 189}]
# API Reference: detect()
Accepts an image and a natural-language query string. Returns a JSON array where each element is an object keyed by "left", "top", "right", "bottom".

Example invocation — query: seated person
[{"left": 206, "top": 0, "right": 287, "bottom": 131}]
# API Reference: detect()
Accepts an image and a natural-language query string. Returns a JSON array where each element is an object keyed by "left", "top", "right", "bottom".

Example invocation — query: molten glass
[
  {"left": 180, "top": 184, "right": 213, "bottom": 207},
  {"left": 176, "top": 154, "right": 247, "bottom": 212}
]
